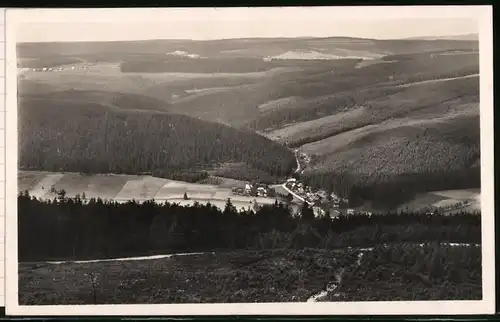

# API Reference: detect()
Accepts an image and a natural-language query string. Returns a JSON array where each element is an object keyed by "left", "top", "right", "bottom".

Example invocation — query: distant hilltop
[{"left": 405, "top": 33, "right": 479, "bottom": 41}]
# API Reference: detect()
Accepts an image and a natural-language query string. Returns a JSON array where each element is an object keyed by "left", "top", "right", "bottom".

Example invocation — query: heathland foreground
[
  {"left": 18, "top": 36, "right": 482, "bottom": 303},
  {"left": 21, "top": 246, "right": 481, "bottom": 305}
]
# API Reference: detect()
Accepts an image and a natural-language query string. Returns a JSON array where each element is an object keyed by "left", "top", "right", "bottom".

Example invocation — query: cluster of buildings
[
  {"left": 232, "top": 183, "right": 274, "bottom": 198},
  {"left": 18, "top": 65, "right": 90, "bottom": 73},
  {"left": 285, "top": 178, "right": 346, "bottom": 206},
  {"left": 432, "top": 199, "right": 471, "bottom": 214},
  {"left": 285, "top": 177, "right": 355, "bottom": 217}
]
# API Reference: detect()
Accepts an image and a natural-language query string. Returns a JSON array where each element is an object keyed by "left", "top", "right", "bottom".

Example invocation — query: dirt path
[
  {"left": 25, "top": 242, "right": 480, "bottom": 266},
  {"left": 45, "top": 252, "right": 213, "bottom": 265},
  {"left": 307, "top": 268, "right": 345, "bottom": 302}
]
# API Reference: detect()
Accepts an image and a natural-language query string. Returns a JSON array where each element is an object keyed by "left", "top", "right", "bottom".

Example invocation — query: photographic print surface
[{"left": 5, "top": 6, "right": 495, "bottom": 316}]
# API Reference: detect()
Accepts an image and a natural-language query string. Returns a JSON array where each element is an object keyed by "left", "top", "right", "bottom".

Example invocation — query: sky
[{"left": 11, "top": 6, "right": 484, "bottom": 43}]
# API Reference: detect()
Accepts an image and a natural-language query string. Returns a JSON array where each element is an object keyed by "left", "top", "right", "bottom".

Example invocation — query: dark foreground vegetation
[
  {"left": 18, "top": 192, "right": 481, "bottom": 262},
  {"left": 19, "top": 244, "right": 481, "bottom": 305},
  {"left": 327, "top": 244, "right": 481, "bottom": 302},
  {"left": 19, "top": 97, "right": 295, "bottom": 183}
]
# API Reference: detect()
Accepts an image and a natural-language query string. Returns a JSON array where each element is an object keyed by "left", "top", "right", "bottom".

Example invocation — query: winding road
[{"left": 280, "top": 149, "right": 314, "bottom": 205}]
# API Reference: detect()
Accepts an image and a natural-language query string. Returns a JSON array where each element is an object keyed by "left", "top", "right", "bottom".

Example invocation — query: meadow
[
  {"left": 397, "top": 189, "right": 480, "bottom": 213},
  {"left": 18, "top": 171, "right": 276, "bottom": 211}
]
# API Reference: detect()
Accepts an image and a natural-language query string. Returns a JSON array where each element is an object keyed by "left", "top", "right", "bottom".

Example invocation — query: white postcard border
[{"left": 5, "top": 5, "right": 495, "bottom": 316}]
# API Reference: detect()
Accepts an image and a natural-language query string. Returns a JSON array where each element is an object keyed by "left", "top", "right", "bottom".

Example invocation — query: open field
[
  {"left": 18, "top": 171, "right": 277, "bottom": 211},
  {"left": 398, "top": 189, "right": 480, "bottom": 213},
  {"left": 27, "top": 173, "right": 65, "bottom": 199},
  {"left": 19, "top": 243, "right": 481, "bottom": 305}
]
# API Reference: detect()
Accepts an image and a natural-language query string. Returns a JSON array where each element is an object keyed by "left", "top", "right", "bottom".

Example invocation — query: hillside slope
[
  {"left": 18, "top": 92, "right": 296, "bottom": 182},
  {"left": 260, "top": 52, "right": 481, "bottom": 210},
  {"left": 300, "top": 100, "right": 479, "bottom": 209}
]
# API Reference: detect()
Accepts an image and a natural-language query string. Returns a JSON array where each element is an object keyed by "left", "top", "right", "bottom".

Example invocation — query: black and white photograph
[{"left": 5, "top": 6, "right": 494, "bottom": 315}]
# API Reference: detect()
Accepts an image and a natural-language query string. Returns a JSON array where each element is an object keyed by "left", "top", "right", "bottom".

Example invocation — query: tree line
[{"left": 18, "top": 191, "right": 481, "bottom": 262}]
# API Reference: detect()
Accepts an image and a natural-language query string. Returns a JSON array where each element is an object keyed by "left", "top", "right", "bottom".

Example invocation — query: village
[
  {"left": 231, "top": 183, "right": 276, "bottom": 199},
  {"left": 18, "top": 65, "right": 91, "bottom": 73},
  {"left": 228, "top": 169, "right": 355, "bottom": 218},
  {"left": 283, "top": 177, "right": 354, "bottom": 217}
]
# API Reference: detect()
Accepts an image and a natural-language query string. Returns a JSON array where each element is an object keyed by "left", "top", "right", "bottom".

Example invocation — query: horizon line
[{"left": 16, "top": 33, "right": 479, "bottom": 45}]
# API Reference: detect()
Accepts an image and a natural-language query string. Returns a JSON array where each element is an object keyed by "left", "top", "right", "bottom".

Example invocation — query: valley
[
  {"left": 17, "top": 36, "right": 481, "bottom": 211},
  {"left": 16, "top": 33, "right": 483, "bottom": 305}
]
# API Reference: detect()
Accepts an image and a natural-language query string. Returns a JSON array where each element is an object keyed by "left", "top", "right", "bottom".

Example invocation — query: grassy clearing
[
  {"left": 398, "top": 189, "right": 481, "bottom": 213},
  {"left": 81, "top": 174, "right": 131, "bottom": 200},
  {"left": 17, "top": 171, "right": 48, "bottom": 193},
  {"left": 26, "top": 173, "right": 65, "bottom": 199},
  {"left": 154, "top": 181, "right": 219, "bottom": 200},
  {"left": 354, "top": 59, "right": 396, "bottom": 69},
  {"left": 115, "top": 176, "right": 167, "bottom": 200},
  {"left": 257, "top": 96, "right": 304, "bottom": 112},
  {"left": 433, "top": 189, "right": 480, "bottom": 200},
  {"left": 267, "top": 106, "right": 367, "bottom": 143},
  {"left": 19, "top": 244, "right": 481, "bottom": 305},
  {"left": 41, "top": 173, "right": 95, "bottom": 199},
  {"left": 18, "top": 171, "right": 278, "bottom": 210}
]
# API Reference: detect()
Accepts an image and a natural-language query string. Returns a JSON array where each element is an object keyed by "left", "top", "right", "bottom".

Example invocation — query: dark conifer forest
[
  {"left": 18, "top": 192, "right": 481, "bottom": 262},
  {"left": 18, "top": 97, "right": 296, "bottom": 182}
]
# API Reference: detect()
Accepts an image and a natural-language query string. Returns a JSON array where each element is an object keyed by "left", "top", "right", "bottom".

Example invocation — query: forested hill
[{"left": 18, "top": 95, "right": 296, "bottom": 181}]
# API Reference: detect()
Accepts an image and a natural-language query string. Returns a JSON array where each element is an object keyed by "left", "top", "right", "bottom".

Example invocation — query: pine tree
[
  {"left": 224, "top": 198, "right": 237, "bottom": 215},
  {"left": 300, "top": 202, "right": 315, "bottom": 222}
]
